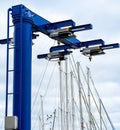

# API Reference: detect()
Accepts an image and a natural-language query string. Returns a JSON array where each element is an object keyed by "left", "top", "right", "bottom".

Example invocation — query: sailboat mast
[
  {"left": 77, "top": 62, "right": 84, "bottom": 130},
  {"left": 58, "top": 58, "right": 64, "bottom": 130},
  {"left": 40, "top": 95, "right": 44, "bottom": 130},
  {"left": 99, "top": 99, "right": 102, "bottom": 130},
  {"left": 57, "top": 40, "right": 64, "bottom": 130},
  {"left": 70, "top": 71, "right": 75, "bottom": 130},
  {"left": 52, "top": 109, "right": 56, "bottom": 130},
  {"left": 87, "top": 67, "right": 92, "bottom": 130},
  {"left": 65, "top": 58, "right": 69, "bottom": 130}
]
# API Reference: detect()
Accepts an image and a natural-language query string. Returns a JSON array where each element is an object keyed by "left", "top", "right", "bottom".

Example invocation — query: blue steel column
[{"left": 12, "top": 5, "right": 33, "bottom": 130}]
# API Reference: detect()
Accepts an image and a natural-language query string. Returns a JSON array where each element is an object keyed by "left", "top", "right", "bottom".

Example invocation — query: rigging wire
[
  {"left": 31, "top": 50, "right": 115, "bottom": 130},
  {"left": 43, "top": 62, "right": 58, "bottom": 98},
  {"left": 69, "top": 55, "right": 107, "bottom": 129},
  {"left": 84, "top": 74, "right": 107, "bottom": 129},
  {"left": 79, "top": 65, "right": 108, "bottom": 129},
  {"left": 32, "top": 61, "right": 58, "bottom": 130},
  {"left": 86, "top": 68, "right": 112, "bottom": 129},
  {"left": 90, "top": 74, "right": 116, "bottom": 130},
  {"left": 69, "top": 54, "right": 78, "bottom": 79},
  {"left": 31, "top": 61, "right": 50, "bottom": 130},
  {"left": 73, "top": 99, "right": 87, "bottom": 129},
  {"left": 32, "top": 60, "right": 63, "bottom": 129},
  {"left": 69, "top": 56, "right": 90, "bottom": 129},
  {"left": 31, "top": 40, "right": 58, "bottom": 130},
  {"left": 32, "top": 60, "right": 49, "bottom": 111},
  {"left": 32, "top": 40, "right": 57, "bottom": 110}
]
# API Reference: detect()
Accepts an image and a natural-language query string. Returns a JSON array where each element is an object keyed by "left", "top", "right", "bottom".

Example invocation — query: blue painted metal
[
  {"left": 80, "top": 43, "right": 120, "bottom": 57},
  {"left": 70, "top": 24, "right": 92, "bottom": 32},
  {"left": 11, "top": 5, "right": 79, "bottom": 47},
  {"left": 12, "top": 5, "right": 32, "bottom": 130},
  {"left": 50, "top": 39, "right": 104, "bottom": 52},
  {"left": 50, "top": 45, "right": 71, "bottom": 52},
  {"left": 47, "top": 23, "right": 92, "bottom": 37},
  {"left": 61, "top": 37, "right": 80, "bottom": 48},
  {"left": 79, "top": 39, "right": 104, "bottom": 47},
  {"left": 5, "top": 8, "right": 12, "bottom": 117},
  {"left": 0, "top": 38, "right": 12, "bottom": 45},
  {"left": 45, "top": 19, "right": 75, "bottom": 30},
  {"left": 5, "top": 4, "right": 80, "bottom": 130},
  {"left": 12, "top": 5, "right": 93, "bottom": 48},
  {"left": 37, "top": 53, "right": 48, "bottom": 59},
  {"left": 101, "top": 43, "right": 119, "bottom": 50},
  {"left": 31, "top": 13, "right": 75, "bottom": 35},
  {"left": 1, "top": 4, "right": 119, "bottom": 130}
]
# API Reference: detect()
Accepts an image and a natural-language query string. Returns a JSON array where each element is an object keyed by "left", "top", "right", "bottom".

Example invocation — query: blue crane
[{"left": 0, "top": 4, "right": 119, "bottom": 130}]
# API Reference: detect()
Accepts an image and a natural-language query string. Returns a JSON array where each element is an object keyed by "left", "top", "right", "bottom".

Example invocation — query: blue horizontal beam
[
  {"left": 70, "top": 24, "right": 92, "bottom": 32},
  {"left": 0, "top": 38, "right": 12, "bottom": 44},
  {"left": 11, "top": 4, "right": 120, "bottom": 56},
  {"left": 12, "top": 5, "right": 94, "bottom": 49},
  {"left": 50, "top": 45, "right": 71, "bottom": 52},
  {"left": 60, "top": 37, "right": 80, "bottom": 48},
  {"left": 50, "top": 39, "right": 105, "bottom": 52},
  {"left": 101, "top": 43, "right": 119, "bottom": 50},
  {"left": 45, "top": 19, "right": 75, "bottom": 30},
  {"left": 47, "top": 23, "right": 92, "bottom": 35},
  {"left": 80, "top": 43, "right": 120, "bottom": 57},
  {"left": 37, "top": 53, "right": 48, "bottom": 59},
  {"left": 50, "top": 40, "right": 119, "bottom": 55},
  {"left": 0, "top": 33, "right": 39, "bottom": 45},
  {"left": 79, "top": 39, "right": 104, "bottom": 47}
]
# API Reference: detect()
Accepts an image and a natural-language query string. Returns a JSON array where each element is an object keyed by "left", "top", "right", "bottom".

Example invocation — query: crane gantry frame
[{"left": 0, "top": 4, "right": 119, "bottom": 130}]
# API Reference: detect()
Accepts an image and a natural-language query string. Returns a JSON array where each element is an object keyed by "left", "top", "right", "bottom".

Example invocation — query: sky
[{"left": 0, "top": 0, "right": 120, "bottom": 130}]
